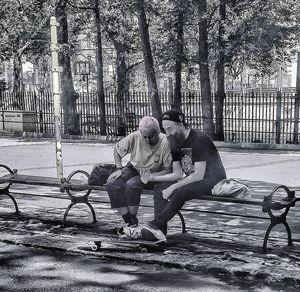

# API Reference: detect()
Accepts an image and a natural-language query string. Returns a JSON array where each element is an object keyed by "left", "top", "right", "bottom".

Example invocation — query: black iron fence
[{"left": 0, "top": 90, "right": 299, "bottom": 144}]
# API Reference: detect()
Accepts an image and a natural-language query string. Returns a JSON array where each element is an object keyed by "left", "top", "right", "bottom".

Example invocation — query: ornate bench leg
[
  {"left": 62, "top": 201, "right": 97, "bottom": 227},
  {"left": 177, "top": 211, "right": 186, "bottom": 233},
  {"left": 282, "top": 221, "right": 293, "bottom": 246},
  {"left": 62, "top": 203, "right": 75, "bottom": 227},
  {"left": 263, "top": 218, "right": 293, "bottom": 252},
  {"left": 5, "top": 192, "right": 19, "bottom": 214},
  {"left": 62, "top": 170, "right": 97, "bottom": 226},
  {"left": 0, "top": 165, "right": 19, "bottom": 215},
  {"left": 0, "top": 188, "right": 19, "bottom": 214},
  {"left": 263, "top": 223, "right": 275, "bottom": 252},
  {"left": 262, "top": 185, "right": 296, "bottom": 252},
  {"left": 86, "top": 201, "right": 97, "bottom": 223}
]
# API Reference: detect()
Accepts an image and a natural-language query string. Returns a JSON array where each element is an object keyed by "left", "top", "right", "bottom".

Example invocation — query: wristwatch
[{"left": 116, "top": 166, "right": 123, "bottom": 170}]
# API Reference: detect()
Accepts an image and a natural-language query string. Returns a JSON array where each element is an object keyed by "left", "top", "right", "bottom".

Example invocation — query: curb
[
  {"left": 21, "top": 131, "right": 122, "bottom": 143},
  {"left": 214, "top": 141, "right": 300, "bottom": 151}
]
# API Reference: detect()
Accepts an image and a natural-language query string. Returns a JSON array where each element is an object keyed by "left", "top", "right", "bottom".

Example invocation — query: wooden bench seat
[{"left": 0, "top": 164, "right": 299, "bottom": 252}]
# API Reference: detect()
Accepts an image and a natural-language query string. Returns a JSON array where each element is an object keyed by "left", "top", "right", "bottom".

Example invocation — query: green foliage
[
  {"left": 1, "top": 0, "right": 299, "bottom": 90},
  {"left": 223, "top": 0, "right": 300, "bottom": 76},
  {"left": 0, "top": 0, "right": 55, "bottom": 62},
  {"left": 101, "top": 0, "right": 140, "bottom": 52}
]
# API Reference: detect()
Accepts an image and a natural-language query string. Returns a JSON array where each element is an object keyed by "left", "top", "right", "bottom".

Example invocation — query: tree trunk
[
  {"left": 115, "top": 46, "right": 128, "bottom": 136},
  {"left": 94, "top": 0, "right": 107, "bottom": 135},
  {"left": 173, "top": 8, "right": 184, "bottom": 110},
  {"left": 215, "top": 0, "right": 226, "bottom": 141},
  {"left": 56, "top": 0, "right": 80, "bottom": 135},
  {"left": 106, "top": 26, "right": 129, "bottom": 136},
  {"left": 12, "top": 54, "right": 24, "bottom": 110},
  {"left": 197, "top": 0, "right": 215, "bottom": 138},
  {"left": 136, "top": 0, "right": 162, "bottom": 123}
]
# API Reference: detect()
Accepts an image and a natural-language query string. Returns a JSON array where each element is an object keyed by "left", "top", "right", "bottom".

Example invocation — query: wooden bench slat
[
  {"left": 197, "top": 195, "right": 263, "bottom": 206},
  {"left": 0, "top": 174, "right": 62, "bottom": 187}
]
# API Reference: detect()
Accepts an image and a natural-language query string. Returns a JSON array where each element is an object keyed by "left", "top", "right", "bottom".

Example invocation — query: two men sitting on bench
[
  {"left": 123, "top": 109, "right": 227, "bottom": 241},
  {"left": 90, "top": 110, "right": 226, "bottom": 241}
]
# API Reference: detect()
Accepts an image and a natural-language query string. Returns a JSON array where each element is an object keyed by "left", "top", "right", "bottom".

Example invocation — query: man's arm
[
  {"left": 107, "top": 148, "right": 124, "bottom": 181},
  {"left": 162, "top": 161, "right": 206, "bottom": 199},
  {"left": 148, "top": 161, "right": 183, "bottom": 182},
  {"left": 140, "top": 167, "right": 172, "bottom": 184},
  {"left": 150, "top": 168, "right": 171, "bottom": 176},
  {"left": 113, "top": 147, "right": 123, "bottom": 169}
]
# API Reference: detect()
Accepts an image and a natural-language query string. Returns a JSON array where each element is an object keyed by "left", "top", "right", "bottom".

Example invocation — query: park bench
[{"left": 0, "top": 163, "right": 299, "bottom": 252}]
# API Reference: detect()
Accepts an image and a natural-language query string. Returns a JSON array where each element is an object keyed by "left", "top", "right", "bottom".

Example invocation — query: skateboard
[{"left": 89, "top": 239, "right": 166, "bottom": 253}]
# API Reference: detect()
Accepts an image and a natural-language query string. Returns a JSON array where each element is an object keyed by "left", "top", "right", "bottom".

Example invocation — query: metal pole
[{"left": 50, "top": 16, "right": 64, "bottom": 179}]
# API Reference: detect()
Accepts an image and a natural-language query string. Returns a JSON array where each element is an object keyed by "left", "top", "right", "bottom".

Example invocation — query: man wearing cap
[
  {"left": 88, "top": 116, "right": 172, "bottom": 236},
  {"left": 124, "top": 109, "right": 226, "bottom": 241}
]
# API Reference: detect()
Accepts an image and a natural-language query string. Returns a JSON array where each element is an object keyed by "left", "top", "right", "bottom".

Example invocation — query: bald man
[{"left": 89, "top": 116, "right": 172, "bottom": 236}]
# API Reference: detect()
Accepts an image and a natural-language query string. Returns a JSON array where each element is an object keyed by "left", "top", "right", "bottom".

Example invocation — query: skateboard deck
[{"left": 89, "top": 239, "right": 166, "bottom": 253}]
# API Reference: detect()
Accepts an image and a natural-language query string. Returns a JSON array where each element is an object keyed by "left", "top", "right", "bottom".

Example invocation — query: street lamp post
[{"left": 50, "top": 16, "right": 63, "bottom": 179}]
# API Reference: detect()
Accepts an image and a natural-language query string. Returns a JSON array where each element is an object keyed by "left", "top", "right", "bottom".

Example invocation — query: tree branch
[
  {"left": 17, "top": 42, "right": 30, "bottom": 57},
  {"left": 65, "top": 0, "right": 95, "bottom": 11},
  {"left": 207, "top": 3, "right": 218, "bottom": 28},
  {"left": 126, "top": 60, "right": 144, "bottom": 72}
]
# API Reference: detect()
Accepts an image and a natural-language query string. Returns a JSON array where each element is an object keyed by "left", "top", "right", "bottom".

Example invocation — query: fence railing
[{"left": 0, "top": 90, "right": 299, "bottom": 144}]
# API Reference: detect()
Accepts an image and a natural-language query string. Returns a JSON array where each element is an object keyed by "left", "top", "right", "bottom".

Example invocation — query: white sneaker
[
  {"left": 140, "top": 225, "right": 166, "bottom": 242},
  {"left": 123, "top": 225, "right": 142, "bottom": 239},
  {"left": 117, "top": 223, "right": 131, "bottom": 236}
]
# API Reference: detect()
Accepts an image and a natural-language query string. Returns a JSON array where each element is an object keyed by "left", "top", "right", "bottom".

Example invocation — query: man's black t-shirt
[{"left": 171, "top": 129, "right": 226, "bottom": 181}]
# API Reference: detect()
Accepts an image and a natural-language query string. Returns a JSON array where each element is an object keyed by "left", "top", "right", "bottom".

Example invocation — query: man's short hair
[
  {"left": 162, "top": 109, "right": 185, "bottom": 124},
  {"left": 139, "top": 116, "right": 160, "bottom": 134}
]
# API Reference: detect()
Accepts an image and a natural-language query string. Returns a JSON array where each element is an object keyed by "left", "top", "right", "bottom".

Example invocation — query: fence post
[
  {"left": 293, "top": 96, "right": 299, "bottom": 144},
  {"left": 1, "top": 107, "right": 4, "bottom": 131},
  {"left": 293, "top": 52, "right": 300, "bottom": 144},
  {"left": 275, "top": 91, "right": 282, "bottom": 144},
  {"left": 0, "top": 90, "right": 3, "bottom": 130},
  {"left": 50, "top": 16, "right": 64, "bottom": 179}
]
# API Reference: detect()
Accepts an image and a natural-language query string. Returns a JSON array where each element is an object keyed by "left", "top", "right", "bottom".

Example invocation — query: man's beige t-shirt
[{"left": 115, "top": 131, "right": 172, "bottom": 173}]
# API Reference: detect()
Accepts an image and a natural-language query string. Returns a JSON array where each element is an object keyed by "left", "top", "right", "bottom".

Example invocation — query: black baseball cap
[{"left": 162, "top": 109, "right": 185, "bottom": 123}]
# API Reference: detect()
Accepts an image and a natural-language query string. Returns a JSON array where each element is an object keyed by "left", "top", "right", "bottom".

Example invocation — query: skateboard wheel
[
  {"left": 91, "top": 244, "right": 99, "bottom": 251},
  {"left": 91, "top": 241, "right": 101, "bottom": 251},
  {"left": 140, "top": 247, "right": 148, "bottom": 253}
]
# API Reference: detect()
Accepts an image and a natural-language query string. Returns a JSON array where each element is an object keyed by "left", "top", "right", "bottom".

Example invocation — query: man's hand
[
  {"left": 162, "top": 186, "right": 175, "bottom": 200},
  {"left": 140, "top": 169, "right": 151, "bottom": 184},
  {"left": 107, "top": 169, "right": 122, "bottom": 181}
]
